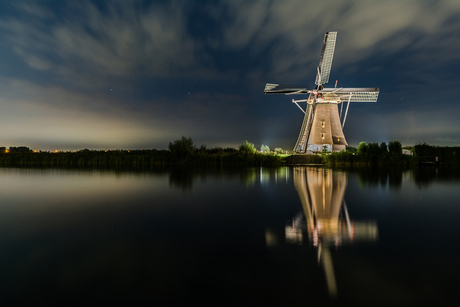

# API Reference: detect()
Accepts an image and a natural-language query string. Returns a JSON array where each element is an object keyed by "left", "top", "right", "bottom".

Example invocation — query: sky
[{"left": 0, "top": 0, "right": 459, "bottom": 151}]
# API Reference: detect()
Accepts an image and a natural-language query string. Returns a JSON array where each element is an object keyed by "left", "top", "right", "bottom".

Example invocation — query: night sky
[{"left": 0, "top": 0, "right": 459, "bottom": 151}]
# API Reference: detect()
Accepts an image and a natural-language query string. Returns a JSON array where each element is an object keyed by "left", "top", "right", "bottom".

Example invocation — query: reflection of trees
[
  {"left": 412, "top": 166, "right": 460, "bottom": 188},
  {"left": 169, "top": 168, "right": 194, "bottom": 191},
  {"left": 167, "top": 167, "right": 273, "bottom": 191},
  {"left": 100, "top": 166, "right": 290, "bottom": 191},
  {"left": 168, "top": 168, "right": 243, "bottom": 191},
  {"left": 239, "top": 168, "right": 257, "bottom": 187},
  {"left": 356, "top": 167, "right": 404, "bottom": 190}
]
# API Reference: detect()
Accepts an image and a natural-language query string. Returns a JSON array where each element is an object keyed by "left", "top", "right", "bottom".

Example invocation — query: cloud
[
  {"left": 220, "top": 0, "right": 460, "bottom": 81},
  {"left": 0, "top": 78, "right": 176, "bottom": 149},
  {"left": 0, "top": 0, "right": 199, "bottom": 89}
]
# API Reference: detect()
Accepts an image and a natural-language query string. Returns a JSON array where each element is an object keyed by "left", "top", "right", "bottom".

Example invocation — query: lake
[{"left": 0, "top": 166, "right": 459, "bottom": 305}]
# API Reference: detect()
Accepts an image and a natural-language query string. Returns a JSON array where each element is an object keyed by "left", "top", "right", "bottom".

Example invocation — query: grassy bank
[
  {"left": 0, "top": 149, "right": 285, "bottom": 168},
  {"left": 322, "top": 151, "right": 414, "bottom": 167}
]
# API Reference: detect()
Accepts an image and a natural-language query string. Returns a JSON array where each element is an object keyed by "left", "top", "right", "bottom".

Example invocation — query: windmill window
[
  {"left": 321, "top": 121, "right": 325, "bottom": 128},
  {"left": 321, "top": 133, "right": 325, "bottom": 139}
]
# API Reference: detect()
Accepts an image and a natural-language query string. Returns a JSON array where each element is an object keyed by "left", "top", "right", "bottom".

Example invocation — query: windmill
[{"left": 264, "top": 32, "right": 379, "bottom": 153}]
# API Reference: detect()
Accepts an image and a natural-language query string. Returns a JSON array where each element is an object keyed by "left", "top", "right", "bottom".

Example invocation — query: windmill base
[{"left": 306, "top": 144, "right": 346, "bottom": 153}]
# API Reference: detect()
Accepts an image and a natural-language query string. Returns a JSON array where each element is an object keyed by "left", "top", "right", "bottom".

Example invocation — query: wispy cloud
[
  {"left": 0, "top": 1, "right": 199, "bottom": 89},
  {"left": 220, "top": 0, "right": 460, "bottom": 81}
]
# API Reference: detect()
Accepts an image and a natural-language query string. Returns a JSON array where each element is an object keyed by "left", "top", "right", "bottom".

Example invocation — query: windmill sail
[
  {"left": 264, "top": 83, "right": 309, "bottom": 94},
  {"left": 320, "top": 88, "right": 380, "bottom": 102},
  {"left": 315, "top": 32, "right": 337, "bottom": 86}
]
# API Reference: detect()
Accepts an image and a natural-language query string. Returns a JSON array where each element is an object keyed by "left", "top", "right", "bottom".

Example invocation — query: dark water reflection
[
  {"left": 283, "top": 168, "right": 378, "bottom": 298},
  {"left": 0, "top": 166, "right": 459, "bottom": 305}
]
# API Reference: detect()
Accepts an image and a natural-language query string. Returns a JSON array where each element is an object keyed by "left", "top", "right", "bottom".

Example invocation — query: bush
[
  {"left": 346, "top": 146, "right": 357, "bottom": 153},
  {"left": 239, "top": 140, "right": 256, "bottom": 154},
  {"left": 260, "top": 144, "right": 270, "bottom": 153}
]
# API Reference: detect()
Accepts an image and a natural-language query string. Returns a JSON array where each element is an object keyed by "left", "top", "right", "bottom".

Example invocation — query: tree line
[
  {"left": 323, "top": 140, "right": 411, "bottom": 166},
  {"left": 0, "top": 139, "right": 457, "bottom": 168},
  {"left": 0, "top": 138, "right": 285, "bottom": 167},
  {"left": 324, "top": 141, "right": 460, "bottom": 166}
]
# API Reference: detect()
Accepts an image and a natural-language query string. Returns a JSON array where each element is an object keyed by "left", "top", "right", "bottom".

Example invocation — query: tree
[
  {"left": 239, "top": 140, "right": 256, "bottom": 154},
  {"left": 357, "top": 142, "right": 368, "bottom": 155},
  {"left": 379, "top": 142, "right": 388, "bottom": 155},
  {"left": 198, "top": 144, "right": 206, "bottom": 152},
  {"left": 168, "top": 136, "right": 196, "bottom": 158},
  {"left": 274, "top": 147, "right": 283, "bottom": 154},
  {"left": 8, "top": 146, "right": 32, "bottom": 153},
  {"left": 388, "top": 140, "right": 402, "bottom": 154},
  {"left": 260, "top": 144, "right": 270, "bottom": 153},
  {"left": 368, "top": 142, "right": 380, "bottom": 157}
]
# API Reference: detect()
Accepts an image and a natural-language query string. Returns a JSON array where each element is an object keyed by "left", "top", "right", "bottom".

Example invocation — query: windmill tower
[{"left": 264, "top": 32, "right": 379, "bottom": 153}]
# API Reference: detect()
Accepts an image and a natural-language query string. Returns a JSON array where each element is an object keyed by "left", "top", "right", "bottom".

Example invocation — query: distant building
[{"left": 402, "top": 149, "right": 412, "bottom": 156}]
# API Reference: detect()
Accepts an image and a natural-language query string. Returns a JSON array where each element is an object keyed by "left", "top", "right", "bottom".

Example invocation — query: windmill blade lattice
[
  {"left": 315, "top": 32, "right": 337, "bottom": 86},
  {"left": 264, "top": 83, "right": 310, "bottom": 94}
]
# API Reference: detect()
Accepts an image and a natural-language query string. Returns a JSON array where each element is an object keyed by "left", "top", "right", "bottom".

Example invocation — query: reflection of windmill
[
  {"left": 264, "top": 32, "right": 379, "bottom": 153},
  {"left": 286, "top": 167, "right": 378, "bottom": 297}
]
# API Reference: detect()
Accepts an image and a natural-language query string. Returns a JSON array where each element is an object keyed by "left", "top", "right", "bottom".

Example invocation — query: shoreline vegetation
[
  {"left": 324, "top": 141, "right": 460, "bottom": 167},
  {"left": 0, "top": 138, "right": 458, "bottom": 168},
  {"left": 0, "top": 138, "right": 285, "bottom": 168}
]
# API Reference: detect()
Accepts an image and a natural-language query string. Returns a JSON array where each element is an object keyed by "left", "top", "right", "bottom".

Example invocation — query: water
[{"left": 0, "top": 166, "right": 459, "bottom": 305}]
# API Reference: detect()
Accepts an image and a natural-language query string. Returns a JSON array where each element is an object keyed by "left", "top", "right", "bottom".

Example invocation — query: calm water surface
[{"left": 0, "top": 166, "right": 459, "bottom": 305}]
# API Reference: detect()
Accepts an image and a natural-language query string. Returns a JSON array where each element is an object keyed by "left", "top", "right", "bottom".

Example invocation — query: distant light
[
  {"left": 5, "top": 149, "right": 9, "bottom": 153},
  {"left": 34, "top": 150, "right": 37, "bottom": 153},
  {"left": 55, "top": 150, "right": 58, "bottom": 153}
]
